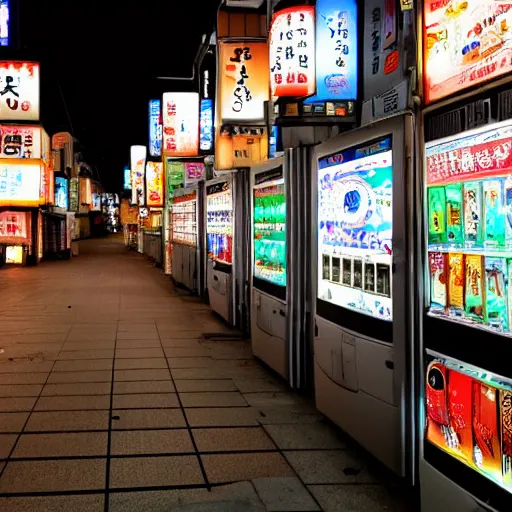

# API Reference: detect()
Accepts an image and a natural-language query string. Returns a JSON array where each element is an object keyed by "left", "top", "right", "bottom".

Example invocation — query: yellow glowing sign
[
  {"left": 146, "top": 161, "right": 164, "bottom": 208},
  {"left": 5, "top": 245, "right": 23, "bottom": 264}
]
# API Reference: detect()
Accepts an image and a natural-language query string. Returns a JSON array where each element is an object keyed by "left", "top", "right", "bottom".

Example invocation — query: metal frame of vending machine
[
  {"left": 205, "top": 170, "right": 251, "bottom": 332},
  {"left": 250, "top": 157, "right": 288, "bottom": 378},
  {"left": 419, "top": 110, "right": 512, "bottom": 512},
  {"left": 312, "top": 112, "right": 416, "bottom": 477},
  {"left": 170, "top": 186, "right": 205, "bottom": 294}
]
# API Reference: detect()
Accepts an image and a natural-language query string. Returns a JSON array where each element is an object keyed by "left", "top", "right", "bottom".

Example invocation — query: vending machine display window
[
  {"left": 206, "top": 181, "right": 233, "bottom": 265},
  {"left": 171, "top": 192, "right": 197, "bottom": 247},
  {"left": 426, "top": 119, "right": 512, "bottom": 336},
  {"left": 425, "top": 356, "right": 512, "bottom": 499},
  {"left": 253, "top": 166, "right": 286, "bottom": 299},
  {"left": 317, "top": 137, "right": 393, "bottom": 321}
]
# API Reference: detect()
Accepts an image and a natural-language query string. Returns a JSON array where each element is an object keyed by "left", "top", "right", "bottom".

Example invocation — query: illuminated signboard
[
  {"left": 218, "top": 41, "right": 269, "bottom": 121},
  {"left": 184, "top": 162, "right": 205, "bottom": 187},
  {"left": 145, "top": 161, "right": 164, "bottom": 207},
  {"left": 423, "top": 0, "right": 512, "bottom": 104},
  {"left": 40, "top": 165, "right": 53, "bottom": 205},
  {"left": 0, "top": 62, "right": 40, "bottom": 121},
  {"left": 0, "top": 0, "right": 9, "bottom": 47},
  {"left": 0, "top": 161, "right": 41, "bottom": 206},
  {"left": 55, "top": 177, "right": 68, "bottom": 209},
  {"left": 148, "top": 99, "right": 162, "bottom": 157},
  {"left": 162, "top": 93, "right": 199, "bottom": 157},
  {"left": 269, "top": 6, "right": 316, "bottom": 98},
  {"left": 200, "top": 99, "right": 213, "bottom": 152},
  {"left": 123, "top": 167, "right": 131, "bottom": 190},
  {"left": 130, "top": 145, "right": 146, "bottom": 206},
  {"left": 0, "top": 125, "right": 41, "bottom": 158},
  {"left": 166, "top": 160, "right": 185, "bottom": 194},
  {"left": 311, "top": 0, "right": 358, "bottom": 101}
]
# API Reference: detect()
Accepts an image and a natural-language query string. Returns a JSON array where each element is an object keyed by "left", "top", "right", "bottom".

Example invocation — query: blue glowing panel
[
  {"left": 149, "top": 99, "right": 162, "bottom": 158},
  {"left": 269, "top": 125, "right": 278, "bottom": 159},
  {"left": 55, "top": 177, "right": 68, "bottom": 210},
  {"left": 308, "top": 0, "right": 358, "bottom": 102},
  {"left": 200, "top": 99, "right": 213, "bottom": 153},
  {"left": 0, "top": 0, "right": 9, "bottom": 47},
  {"left": 123, "top": 167, "right": 131, "bottom": 190}
]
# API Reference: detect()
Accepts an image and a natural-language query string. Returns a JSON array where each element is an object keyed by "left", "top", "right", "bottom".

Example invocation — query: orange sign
[
  {"left": 218, "top": 41, "right": 269, "bottom": 122},
  {"left": 146, "top": 161, "right": 164, "bottom": 208}
]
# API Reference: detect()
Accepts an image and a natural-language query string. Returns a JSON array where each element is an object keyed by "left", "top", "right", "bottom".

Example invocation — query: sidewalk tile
[
  {"left": 0, "top": 397, "right": 36, "bottom": 412},
  {"left": 167, "top": 357, "right": 213, "bottom": 368},
  {"left": 0, "top": 495, "right": 104, "bottom": 512},
  {"left": 180, "top": 392, "right": 247, "bottom": 407},
  {"left": 174, "top": 379, "right": 237, "bottom": 392},
  {"left": 193, "top": 427, "right": 276, "bottom": 452},
  {"left": 115, "top": 358, "right": 168, "bottom": 369},
  {"left": 116, "top": 339, "right": 161, "bottom": 349},
  {"left": 47, "top": 370, "right": 112, "bottom": 383},
  {"left": 112, "top": 393, "right": 179, "bottom": 409},
  {"left": 42, "top": 382, "right": 111, "bottom": 396},
  {"left": 0, "top": 362, "right": 53, "bottom": 373},
  {"left": 185, "top": 407, "right": 260, "bottom": 427},
  {"left": 263, "top": 423, "right": 346, "bottom": 450},
  {"left": 0, "top": 373, "right": 48, "bottom": 385},
  {"left": 115, "top": 348, "right": 164, "bottom": 359},
  {"left": 111, "top": 429, "right": 194, "bottom": 455},
  {"left": 253, "top": 477, "right": 320, "bottom": 511},
  {"left": 114, "top": 381, "right": 175, "bottom": 394},
  {"left": 58, "top": 350, "right": 114, "bottom": 360},
  {"left": 53, "top": 360, "right": 113, "bottom": 372},
  {"left": 25, "top": 411, "right": 109, "bottom": 432},
  {"left": 0, "top": 434, "right": 17, "bottom": 458},
  {"left": 114, "top": 369, "right": 171, "bottom": 381},
  {"left": 0, "top": 413, "right": 29, "bottom": 432},
  {"left": 0, "top": 385, "right": 43, "bottom": 397},
  {"left": 111, "top": 409, "right": 186, "bottom": 430},
  {"left": 35, "top": 395, "right": 110, "bottom": 411}
]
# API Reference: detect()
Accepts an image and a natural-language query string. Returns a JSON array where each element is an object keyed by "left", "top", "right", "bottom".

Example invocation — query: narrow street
[{"left": 0, "top": 237, "right": 410, "bottom": 512}]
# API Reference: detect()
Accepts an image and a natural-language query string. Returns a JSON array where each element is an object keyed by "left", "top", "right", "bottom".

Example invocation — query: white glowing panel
[
  {"left": 0, "top": 161, "right": 41, "bottom": 206},
  {"left": 0, "top": 61, "right": 40, "bottom": 121},
  {"left": 130, "top": 145, "right": 146, "bottom": 207},
  {"left": 0, "top": 125, "right": 41, "bottom": 158},
  {"left": 162, "top": 93, "right": 199, "bottom": 157}
]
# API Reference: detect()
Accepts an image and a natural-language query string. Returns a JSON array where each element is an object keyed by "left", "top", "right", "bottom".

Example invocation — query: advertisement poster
[
  {"left": 145, "top": 161, "right": 164, "bottom": 207},
  {"left": 148, "top": 99, "right": 162, "bottom": 157},
  {"left": 200, "top": 99, "right": 213, "bottom": 152},
  {"left": 0, "top": 0, "right": 9, "bottom": 47},
  {"left": 0, "top": 124, "right": 41, "bottom": 158},
  {"left": 0, "top": 162, "right": 41, "bottom": 206},
  {"left": 218, "top": 41, "right": 269, "bottom": 121},
  {"left": 310, "top": 0, "right": 358, "bottom": 101},
  {"left": 55, "top": 177, "right": 68, "bottom": 209},
  {"left": 0, "top": 61, "right": 40, "bottom": 121},
  {"left": 363, "top": 0, "right": 404, "bottom": 102},
  {"left": 162, "top": 93, "right": 199, "bottom": 157},
  {"left": 0, "top": 211, "right": 29, "bottom": 243},
  {"left": 270, "top": 6, "right": 316, "bottom": 97},
  {"left": 123, "top": 167, "right": 131, "bottom": 190},
  {"left": 130, "top": 145, "right": 146, "bottom": 206},
  {"left": 424, "top": 0, "right": 512, "bottom": 104},
  {"left": 184, "top": 162, "right": 205, "bottom": 187}
]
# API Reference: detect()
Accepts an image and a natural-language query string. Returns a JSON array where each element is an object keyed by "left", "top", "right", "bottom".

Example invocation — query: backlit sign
[
  {"left": 0, "top": 0, "right": 9, "bottom": 47},
  {"left": 0, "top": 125, "right": 41, "bottom": 158},
  {"left": 123, "top": 167, "right": 131, "bottom": 190},
  {"left": 184, "top": 162, "right": 205, "bottom": 187},
  {"left": 200, "top": 99, "right": 214, "bottom": 152},
  {"left": 162, "top": 93, "right": 199, "bottom": 157},
  {"left": 423, "top": 0, "right": 512, "bottom": 104},
  {"left": 55, "top": 177, "right": 68, "bottom": 209},
  {"left": 0, "top": 62, "right": 40, "bottom": 121},
  {"left": 0, "top": 161, "right": 41, "bottom": 206},
  {"left": 149, "top": 99, "right": 162, "bottom": 157},
  {"left": 145, "top": 161, "right": 164, "bottom": 207},
  {"left": 218, "top": 41, "right": 269, "bottom": 121},
  {"left": 269, "top": 6, "right": 316, "bottom": 97},
  {"left": 311, "top": 0, "right": 358, "bottom": 101},
  {"left": 130, "top": 145, "right": 146, "bottom": 206}
]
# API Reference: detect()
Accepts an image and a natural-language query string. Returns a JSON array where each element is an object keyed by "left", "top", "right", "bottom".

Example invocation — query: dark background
[{"left": 16, "top": 0, "right": 218, "bottom": 191}]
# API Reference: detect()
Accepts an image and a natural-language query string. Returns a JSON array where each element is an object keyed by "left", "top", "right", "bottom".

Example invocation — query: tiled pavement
[{"left": 0, "top": 237, "right": 413, "bottom": 511}]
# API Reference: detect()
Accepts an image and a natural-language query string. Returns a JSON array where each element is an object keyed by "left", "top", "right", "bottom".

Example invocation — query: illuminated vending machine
[
  {"left": 419, "top": 0, "right": 512, "bottom": 509},
  {"left": 170, "top": 162, "right": 206, "bottom": 294},
  {"left": 250, "top": 158, "right": 288, "bottom": 377},
  {"left": 313, "top": 114, "right": 415, "bottom": 476}
]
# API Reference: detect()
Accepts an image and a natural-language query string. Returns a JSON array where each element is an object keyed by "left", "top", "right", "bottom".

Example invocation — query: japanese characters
[{"left": 0, "top": 62, "right": 40, "bottom": 121}]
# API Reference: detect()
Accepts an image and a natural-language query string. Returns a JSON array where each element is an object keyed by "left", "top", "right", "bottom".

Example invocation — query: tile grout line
[{"left": 156, "top": 320, "right": 211, "bottom": 491}]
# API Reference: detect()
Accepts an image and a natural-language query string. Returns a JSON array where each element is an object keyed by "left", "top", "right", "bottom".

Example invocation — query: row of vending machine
[{"left": 165, "top": 110, "right": 512, "bottom": 512}]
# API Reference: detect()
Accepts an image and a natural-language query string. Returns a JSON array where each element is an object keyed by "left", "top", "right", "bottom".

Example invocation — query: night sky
[{"left": 17, "top": 1, "right": 218, "bottom": 191}]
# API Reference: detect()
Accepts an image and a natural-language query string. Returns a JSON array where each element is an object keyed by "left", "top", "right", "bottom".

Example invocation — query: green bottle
[{"left": 428, "top": 187, "right": 447, "bottom": 245}]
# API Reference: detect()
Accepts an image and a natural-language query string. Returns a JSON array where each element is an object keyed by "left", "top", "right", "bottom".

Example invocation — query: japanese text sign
[
  {"left": 426, "top": 120, "right": 512, "bottom": 185},
  {"left": 423, "top": 0, "right": 512, "bottom": 104},
  {"left": 313, "top": 0, "right": 358, "bottom": 101},
  {"left": 200, "top": 99, "right": 213, "bottom": 152},
  {"left": 149, "top": 99, "right": 162, "bottom": 157},
  {"left": 218, "top": 41, "right": 269, "bottom": 121},
  {"left": 130, "top": 145, "right": 146, "bottom": 206},
  {"left": 184, "top": 162, "right": 205, "bottom": 187},
  {"left": 166, "top": 160, "right": 185, "bottom": 194},
  {"left": 145, "top": 161, "right": 164, "bottom": 208},
  {"left": 0, "top": 125, "right": 41, "bottom": 158},
  {"left": 162, "top": 93, "right": 199, "bottom": 157},
  {"left": 270, "top": 6, "right": 316, "bottom": 97},
  {"left": 0, "top": 61, "right": 40, "bottom": 121},
  {"left": 0, "top": 161, "right": 41, "bottom": 206}
]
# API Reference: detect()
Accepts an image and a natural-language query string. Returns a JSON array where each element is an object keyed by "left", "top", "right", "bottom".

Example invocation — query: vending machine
[
  {"left": 250, "top": 158, "right": 288, "bottom": 378},
  {"left": 313, "top": 113, "right": 416, "bottom": 477},
  {"left": 170, "top": 187, "right": 205, "bottom": 294},
  {"left": 205, "top": 171, "right": 251, "bottom": 331},
  {"left": 420, "top": 117, "right": 512, "bottom": 512}
]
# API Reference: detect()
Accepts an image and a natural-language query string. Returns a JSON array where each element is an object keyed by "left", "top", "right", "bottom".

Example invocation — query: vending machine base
[
  {"left": 420, "top": 461, "right": 488, "bottom": 512},
  {"left": 314, "top": 316, "right": 401, "bottom": 475},
  {"left": 251, "top": 289, "right": 288, "bottom": 380},
  {"left": 172, "top": 243, "right": 198, "bottom": 293},
  {"left": 207, "top": 259, "right": 232, "bottom": 325}
]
